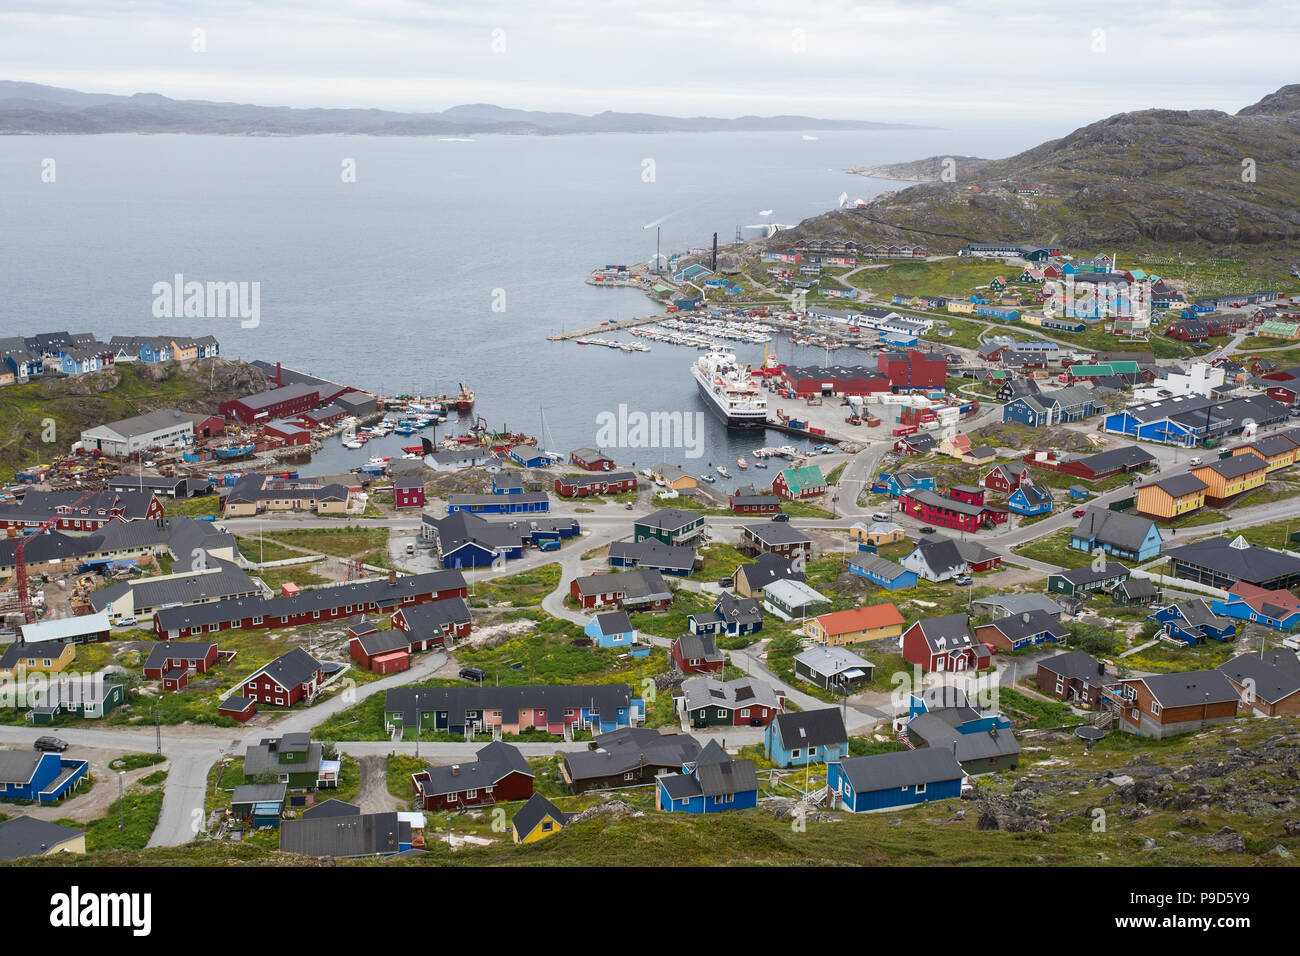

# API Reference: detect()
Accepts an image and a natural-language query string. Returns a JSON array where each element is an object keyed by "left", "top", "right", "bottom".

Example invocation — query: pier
[{"left": 547, "top": 314, "right": 667, "bottom": 341}]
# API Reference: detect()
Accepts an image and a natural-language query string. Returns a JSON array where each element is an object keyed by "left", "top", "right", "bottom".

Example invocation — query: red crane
[{"left": 13, "top": 489, "right": 98, "bottom": 623}]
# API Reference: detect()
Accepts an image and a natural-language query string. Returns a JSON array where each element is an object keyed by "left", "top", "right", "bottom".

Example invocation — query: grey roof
[
  {"left": 0, "top": 641, "right": 70, "bottom": 671},
  {"left": 742, "top": 523, "right": 813, "bottom": 546},
  {"left": 244, "top": 735, "right": 323, "bottom": 778},
  {"left": 386, "top": 684, "right": 634, "bottom": 729},
  {"left": 511, "top": 793, "right": 571, "bottom": 837},
  {"left": 91, "top": 559, "right": 259, "bottom": 613},
  {"left": 909, "top": 537, "right": 966, "bottom": 575},
  {"left": 563, "top": 728, "right": 701, "bottom": 781},
  {"left": 987, "top": 609, "right": 1068, "bottom": 642},
  {"left": 793, "top": 645, "right": 871, "bottom": 679},
  {"left": 353, "top": 630, "right": 413, "bottom": 657},
  {"left": 608, "top": 540, "right": 697, "bottom": 572},
  {"left": 673, "top": 632, "right": 723, "bottom": 662},
  {"left": 593, "top": 610, "right": 633, "bottom": 635},
  {"left": 394, "top": 597, "right": 472, "bottom": 634},
  {"left": 415, "top": 741, "right": 533, "bottom": 797},
  {"left": 572, "top": 569, "right": 670, "bottom": 602},
  {"left": 770, "top": 708, "right": 849, "bottom": 750},
  {"left": 143, "top": 641, "right": 218, "bottom": 672},
  {"left": 0, "top": 817, "right": 86, "bottom": 860},
  {"left": 1135, "top": 670, "right": 1240, "bottom": 708},
  {"left": 0, "top": 751, "right": 43, "bottom": 785},
  {"left": 1038, "top": 650, "right": 1107, "bottom": 685},
  {"left": 972, "top": 593, "right": 1062, "bottom": 617},
  {"left": 82, "top": 408, "right": 198, "bottom": 440},
  {"left": 1164, "top": 537, "right": 1300, "bottom": 585},
  {"left": 1075, "top": 445, "right": 1158, "bottom": 474},
  {"left": 230, "top": 783, "right": 287, "bottom": 806},
  {"left": 279, "top": 811, "right": 410, "bottom": 857},
  {"left": 680, "top": 676, "right": 782, "bottom": 713},
  {"left": 694, "top": 754, "right": 759, "bottom": 798},
  {"left": 1217, "top": 653, "right": 1300, "bottom": 705},
  {"left": 913, "top": 613, "right": 977, "bottom": 652},
  {"left": 245, "top": 647, "right": 322, "bottom": 693},
  {"left": 1055, "top": 562, "right": 1129, "bottom": 585},
  {"left": 1142, "top": 472, "right": 1209, "bottom": 497},
  {"left": 907, "top": 713, "right": 1021, "bottom": 762},
  {"left": 835, "top": 748, "right": 964, "bottom": 793},
  {"left": 1116, "top": 577, "right": 1157, "bottom": 600},
  {"left": 1195, "top": 455, "right": 1267, "bottom": 480},
  {"left": 301, "top": 798, "right": 361, "bottom": 820},
  {"left": 1073, "top": 507, "right": 1158, "bottom": 553},
  {"left": 737, "top": 552, "right": 803, "bottom": 588},
  {"left": 636, "top": 508, "right": 702, "bottom": 533}
]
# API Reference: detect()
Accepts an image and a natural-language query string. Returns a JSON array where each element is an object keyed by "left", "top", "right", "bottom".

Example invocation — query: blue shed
[{"left": 827, "top": 749, "right": 964, "bottom": 813}]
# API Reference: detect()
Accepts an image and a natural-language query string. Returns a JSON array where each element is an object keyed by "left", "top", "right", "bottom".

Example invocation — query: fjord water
[{"left": 0, "top": 126, "right": 1033, "bottom": 479}]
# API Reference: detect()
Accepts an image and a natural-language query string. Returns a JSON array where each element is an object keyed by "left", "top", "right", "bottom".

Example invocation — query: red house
[
  {"left": 218, "top": 696, "right": 256, "bottom": 723},
  {"left": 236, "top": 647, "right": 324, "bottom": 708},
  {"left": 390, "top": 598, "right": 473, "bottom": 647},
  {"left": 554, "top": 470, "right": 637, "bottom": 497},
  {"left": 570, "top": 448, "right": 616, "bottom": 471},
  {"left": 349, "top": 630, "right": 412, "bottom": 674},
  {"left": 411, "top": 741, "right": 534, "bottom": 811},
  {"left": 142, "top": 641, "right": 220, "bottom": 679},
  {"left": 946, "top": 485, "right": 984, "bottom": 506},
  {"left": 394, "top": 475, "right": 426, "bottom": 510},
  {"left": 901, "top": 614, "right": 991, "bottom": 672},
  {"left": 981, "top": 462, "right": 1030, "bottom": 493},
  {"left": 730, "top": 493, "right": 781, "bottom": 515},
  {"left": 670, "top": 634, "right": 725, "bottom": 674},
  {"left": 877, "top": 349, "right": 948, "bottom": 390},
  {"left": 899, "top": 489, "right": 1006, "bottom": 533}
]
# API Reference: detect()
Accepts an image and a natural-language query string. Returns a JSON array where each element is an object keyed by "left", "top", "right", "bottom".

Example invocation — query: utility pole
[
  {"left": 118, "top": 771, "right": 125, "bottom": 830},
  {"left": 153, "top": 706, "right": 161, "bottom": 755}
]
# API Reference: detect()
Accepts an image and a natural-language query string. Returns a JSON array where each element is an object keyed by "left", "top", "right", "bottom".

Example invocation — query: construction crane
[{"left": 13, "top": 489, "right": 98, "bottom": 624}]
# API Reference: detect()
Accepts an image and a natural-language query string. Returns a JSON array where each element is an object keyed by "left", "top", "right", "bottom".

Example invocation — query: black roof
[
  {"left": 836, "top": 748, "right": 963, "bottom": 792},
  {"left": 415, "top": 741, "right": 533, "bottom": 796},
  {"left": 0, "top": 816, "right": 85, "bottom": 861},
  {"left": 301, "top": 799, "right": 361, "bottom": 820},
  {"left": 246, "top": 647, "right": 321, "bottom": 692},
  {"left": 770, "top": 709, "right": 848, "bottom": 750},
  {"left": 1038, "top": 650, "right": 1106, "bottom": 685},
  {"left": 279, "top": 811, "right": 410, "bottom": 858},
  {"left": 511, "top": 793, "right": 571, "bottom": 837},
  {"left": 1217, "top": 653, "right": 1300, "bottom": 705},
  {"left": 563, "top": 728, "right": 701, "bottom": 781},
  {"left": 387, "top": 684, "right": 634, "bottom": 728}
]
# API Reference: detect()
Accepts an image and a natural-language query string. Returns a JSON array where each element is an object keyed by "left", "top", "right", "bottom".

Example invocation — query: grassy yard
[
  {"left": 1011, "top": 529, "right": 1096, "bottom": 569},
  {"left": 57, "top": 771, "right": 167, "bottom": 852},
  {"left": 471, "top": 564, "right": 562, "bottom": 607},
  {"left": 386, "top": 755, "right": 425, "bottom": 803},
  {"left": 629, "top": 590, "right": 714, "bottom": 639},
  {"left": 254, "top": 562, "right": 332, "bottom": 592},
  {"left": 236, "top": 534, "right": 308, "bottom": 563},
  {"left": 163, "top": 496, "right": 221, "bottom": 519},
  {"left": 262, "top": 527, "right": 389, "bottom": 558},
  {"left": 1120, "top": 638, "right": 1242, "bottom": 674},
  {"left": 696, "top": 542, "right": 747, "bottom": 581}
]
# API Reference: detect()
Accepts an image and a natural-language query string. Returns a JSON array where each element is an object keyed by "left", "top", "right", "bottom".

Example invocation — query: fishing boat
[
  {"left": 754, "top": 460, "right": 768, "bottom": 469},
  {"left": 736, "top": 457, "right": 748, "bottom": 469},
  {"left": 342, "top": 440, "right": 364, "bottom": 450},
  {"left": 700, "top": 473, "right": 716, "bottom": 483},
  {"left": 394, "top": 425, "right": 416, "bottom": 435},
  {"left": 213, "top": 443, "right": 255, "bottom": 460},
  {"left": 716, "top": 466, "right": 731, "bottom": 479}
]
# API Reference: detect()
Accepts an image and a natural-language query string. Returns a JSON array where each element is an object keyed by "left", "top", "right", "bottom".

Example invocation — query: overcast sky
[{"left": 1, "top": 0, "right": 1295, "bottom": 125}]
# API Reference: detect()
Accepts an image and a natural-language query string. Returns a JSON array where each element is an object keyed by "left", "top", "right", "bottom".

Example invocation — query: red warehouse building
[
  {"left": 899, "top": 489, "right": 1006, "bottom": 532},
  {"left": 349, "top": 631, "right": 411, "bottom": 674},
  {"left": 218, "top": 382, "right": 322, "bottom": 426},
  {"left": 569, "top": 448, "right": 616, "bottom": 471},
  {"left": 877, "top": 349, "right": 948, "bottom": 390},
  {"left": 730, "top": 493, "right": 781, "bottom": 515}
]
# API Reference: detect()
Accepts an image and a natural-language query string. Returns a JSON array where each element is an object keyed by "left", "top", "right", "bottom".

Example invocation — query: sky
[{"left": 1, "top": 0, "right": 1296, "bottom": 125}]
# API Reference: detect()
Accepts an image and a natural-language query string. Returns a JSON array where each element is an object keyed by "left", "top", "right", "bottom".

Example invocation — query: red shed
[
  {"left": 218, "top": 696, "right": 257, "bottom": 722},
  {"left": 394, "top": 475, "right": 426, "bottom": 510}
]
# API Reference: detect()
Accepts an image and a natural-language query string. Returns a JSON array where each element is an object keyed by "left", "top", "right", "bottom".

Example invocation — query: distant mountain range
[
  {"left": 774, "top": 84, "right": 1300, "bottom": 267},
  {"left": 0, "top": 82, "right": 920, "bottom": 136}
]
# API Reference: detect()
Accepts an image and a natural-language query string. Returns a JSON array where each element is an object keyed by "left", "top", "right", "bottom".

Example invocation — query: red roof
[{"left": 814, "top": 603, "right": 906, "bottom": 635}]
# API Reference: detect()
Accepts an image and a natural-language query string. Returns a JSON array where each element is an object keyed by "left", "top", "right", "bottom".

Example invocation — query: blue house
[
  {"left": 58, "top": 351, "right": 102, "bottom": 375},
  {"left": 847, "top": 552, "right": 917, "bottom": 591},
  {"left": 878, "top": 470, "right": 936, "bottom": 498},
  {"left": 584, "top": 610, "right": 639, "bottom": 649},
  {"left": 908, "top": 686, "right": 1011, "bottom": 732},
  {"left": 446, "top": 492, "right": 549, "bottom": 515},
  {"left": 139, "top": 340, "right": 173, "bottom": 362},
  {"left": 491, "top": 473, "right": 525, "bottom": 495},
  {"left": 1148, "top": 599, "right": 1238, "bottom": 646},
  {"left": 3, "top": 353, "right": 42, "bottom": 380},
  {"left": 0, "top": 751, "right": 89, "bottom": 804},
  {"left": 656, "top": 741, "right": 759, "bottom": 815},
  {"left": 508, "top": 446, "right": 552, "bottom": 468},
  {"left": 827, "top": 748, "right": 964, "bottom": 813},
  {"left": 1006, "top": 483, "right": 1053, "bottom": 516},
  {"left": 687, "top": 592, "right": 762, "bottom": 637},
  {"left": 1070, "top": 507, "right": 1162, "bottom": 562},
  {"left": 764, "top": 709, "right": 849, "bottom": 769},
  {"left": 1212, "top": 586, "right": 1300, "bottom": 630}
]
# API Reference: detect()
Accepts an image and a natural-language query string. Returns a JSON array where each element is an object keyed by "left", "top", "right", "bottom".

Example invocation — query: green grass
[
  {"left": 696, "top": 542, "right": 746, "bottom": 581},
  {"left": 629, "top": 590, "right": 713, "bottom": 639},
  {"left": 471, "top": 564, "right": 562, "bottom": 607},
  {"left": 163, "top": 496, "right": 221, "bottom": 519},
  {"left": 236, "top": 534, "right": 307, "bottom": 563},
  {"left": 254, "top": 562, "right": 332, "bottom": 592},
  {"left": 109, "top": 753, "right": 167, "bottom": 772},
  {"left": 262, "top": 527, "right": 389, "bottom": 558},
  {"left": 1121, "top": 639, "right": 1242, "bottom": 674},
  {"left": 995, "top": 688, "right": 1083, "bottom": 729},
  {"left": 849, "top": 259, "right": 1012, "bottom": 297},
  {"left": 1011, "top": 529, "right": 1097, "bottom": 569},
  {"left": 386, "top": 755, "right": 425, "bottom": 803},
  {"left": 57, "top": 771, "right": 167, "bottom": 852}
]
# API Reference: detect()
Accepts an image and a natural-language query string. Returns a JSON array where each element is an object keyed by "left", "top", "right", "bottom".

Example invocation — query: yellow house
[
  {"left": 170, "top": 339, "right": 200, "bottom": 362},
  {"left": 1190, "top": 457, "right": 1267, "bottom": 505},
  {"left": 0, "top": 817, "right": 86, "bottom": 860},
  {"left": 804, "top": 603, "right": 906, "bottom": 646},
  {"left": 511, "top": 793, "right": 570, "bottom": 844},
  {"left": 946, "top": 300, "right": 975, "bottom": 315},
  {"left": 651, "top": 464, "right": 698, "bottom": 492},
  {"left": 1136, "top": 473, "right": 1207, "bottom": 519},
  {"left": 0, "top": 640, "right": 76, "bottom": 677},
  {"left": 1234, "top": 437, "right": 1296, "bottom": 473},
  {"left": 0, "top": 369, "right": 15, "bottom": 386},
  {"left": 849, "top": 521, "right": 905, "bottom": 547}
]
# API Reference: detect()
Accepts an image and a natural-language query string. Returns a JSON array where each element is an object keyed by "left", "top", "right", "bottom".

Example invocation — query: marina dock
[{"left": 547, "top": 314, "right": 666, "bottom": 341}]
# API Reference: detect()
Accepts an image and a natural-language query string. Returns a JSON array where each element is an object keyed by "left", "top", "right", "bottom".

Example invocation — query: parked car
[
  {"left": 34, "top": 736, "right": 68, "bottom": 753},
  {"left": 983, "top": 642, "right": 999, "bottom": 656},
  {"left": 771, "top": 513, "right": 790, "bottom": 522},
  {"left": 953, "top": 574, "right": 973, "bottom": 586},
  {"left": 115, "top": 616, "right": 138, "bottom": 627},
  {"left": 919, "top": 526, "right": 936, "bottom": 534},
  {"left": 717, "top": 577, "right": 734, "bottom": 588},
  {"left": 1188, "top": 456, "right": 1202, "bottom": 465},
  {"left": 537, "top": 538, "right": 561, "bottom": 552},
  {"left": 458, "top": 667, "right": 486, "bottom": 683},
  {"left": 872, "top": 512, "right": 890, "bottom": 522},
  {"left": 1071, "top": 508, "right": 1087, "bottom": 518}
]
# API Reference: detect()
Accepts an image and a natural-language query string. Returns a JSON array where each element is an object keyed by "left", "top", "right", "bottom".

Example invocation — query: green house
[
  {"left": 244, "top": 733, "right": 329, "bottom": 789},
  {"left": 28, "top": 680, "right": 124, "bottom": 724},
  {"left": 773, "top": 465, "right": 826, "bottom": 500},
  {"left": 634, "top": 508, "right": 706, "bottom": 546}
]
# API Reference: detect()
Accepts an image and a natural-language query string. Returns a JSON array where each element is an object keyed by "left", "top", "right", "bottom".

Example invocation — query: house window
[
  {"left": 915, "top": 783, "right": 927, "bottom": 795},
  {"left": 791, "top": 748, "right": 801, "bottom": 758},
  {"left": 252, "top": 617, "right": 263, "bottom": 626},
  {"left": 467, "top": 789, "right": 477, "bottom": 799},
  {"left": 739, "top": 709, "right": 750, "bottom": 718},
  {"left": 1150, "top": 702, "right": 1161, "bottom": 716},
  {"left": 542, "top": 820, "right": 554, "bottom": 832},
  {"left": 716, "top": 709, "right": 727, "bottom": 719},
  {"left": 624, "top": 772, "right": 636, "bottom": 781}
]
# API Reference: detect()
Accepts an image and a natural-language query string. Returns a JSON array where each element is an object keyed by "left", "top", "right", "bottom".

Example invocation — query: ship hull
[{"left": 694, "top": 375, "right": 767, "bottom": 429}]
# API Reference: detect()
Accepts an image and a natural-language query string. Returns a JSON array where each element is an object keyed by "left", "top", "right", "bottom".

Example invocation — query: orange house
[
  {"left": 1135, "top": 473, "right": 1207, "bottom": 519},
  {"left": 1232, "top": 436, "right": 1297, "bottom": 473},
  {"left": 804, "top": 603, "right": 906, "bottom": 646},
  {"left": 1189, "top": 457, "right": 1266, "bottom": 506}
]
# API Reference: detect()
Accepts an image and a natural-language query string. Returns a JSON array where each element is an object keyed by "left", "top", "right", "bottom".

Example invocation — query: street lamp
[{"left": 118, "top": 771, "right": 125, "bottom": 830}]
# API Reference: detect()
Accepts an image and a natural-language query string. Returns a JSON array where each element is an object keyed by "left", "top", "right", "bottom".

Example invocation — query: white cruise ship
[{"left": 691, "top": 349, "right": 768, "bottom": 429}]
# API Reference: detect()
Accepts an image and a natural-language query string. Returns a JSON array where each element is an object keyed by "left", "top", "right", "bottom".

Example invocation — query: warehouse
[
  {"left": 80, "top": 409, "right": 203, "bottom": 458},
  {"left": 218, "top": 382, "right": 321, "bottom": 425}
]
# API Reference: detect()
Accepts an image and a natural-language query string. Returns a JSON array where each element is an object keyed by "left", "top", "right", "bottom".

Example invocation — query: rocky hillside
[
  {"left": 0, "top": 358, "right": 265, "bottom": 478},
  {"left": 775, "top": 85, "right": 1300, "bottom": 265}
]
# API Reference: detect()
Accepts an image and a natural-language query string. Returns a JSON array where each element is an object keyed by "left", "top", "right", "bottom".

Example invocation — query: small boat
[
  {"left": 737, "top": 457, "right": 748, "bottom": 469},
  {"left": 716, "top": 466, "right": 731, "bottom": 479},
  {"left": 213, "top": 443, "right": 255, "bottom": 460},
  {"left": 394, "top": 426, "right": 415, "bottom": 435},
  {"left": 754, "top": 461, "right": 768, "bottom": 469},
  {"left": 700, "top": 474, "right": 716, "bottom": 483},
  {"left": 342, "top": 440, "right": 364, "bottom": 450}
]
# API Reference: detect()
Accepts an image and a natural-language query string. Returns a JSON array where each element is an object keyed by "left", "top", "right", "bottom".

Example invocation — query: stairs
[
  {"left": 896, "top": 726, "right": 916, "bottom": 750},
  {"left": 1092, "top": 709, "right": 1115, "bottom": 732}
]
